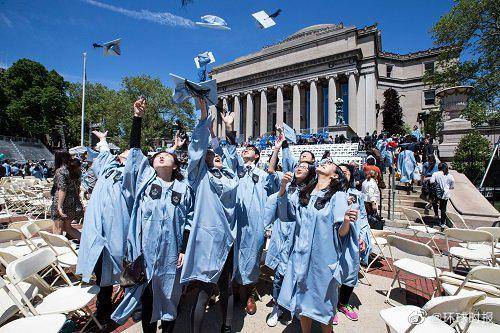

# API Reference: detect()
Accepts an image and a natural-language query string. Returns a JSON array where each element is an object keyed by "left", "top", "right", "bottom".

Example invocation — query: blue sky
[{"left": 0, "top": 0, "right": 454, "bottom": 90}]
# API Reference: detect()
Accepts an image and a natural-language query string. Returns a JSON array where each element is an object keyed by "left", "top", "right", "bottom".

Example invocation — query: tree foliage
[
  {"left": 0, "top": 59, "right": 69, "bottom": 138},
  {"left": 452, "top": 131, "right": 492, "bottom": 184},
  {"left": 66, "top": 75, "right": 195, "bottom": 150},
  {"left": 382, "top": 88, "right": 405, "bottom": 135},
  {"left": 423, "top": 0, "right": 499, "bottom": 112}
]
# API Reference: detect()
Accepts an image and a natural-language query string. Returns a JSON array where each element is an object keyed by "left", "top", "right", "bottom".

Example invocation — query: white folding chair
[
  {"left": 456, "top": 298, "right": 500, "bottom": 333},
  {"left": 444, "top": 228, "right": 495, "bottom": 271},
  {"left": 366, "top": 230, "right": 395, "bottom": 274},
  {"left": 385, "top": 235, "right": 442, "bottom": 306},
  {"left": 379, "top": 291, "right": 486, "bottom": 333},
  {"left": 446, "top": 211, "right": 470, "bottom": 229},
  {"left": 0, "top": 277, "right": 65, "bottom": 333},
  {"left": 0, "top": 275, "right": 39, "bottom": 326},
  {"left": 440, "top": 266, "right": 500, "bottom": 301},
  {"left": 402, "top": 207, "right": 442, "bottom": 255},
  {"left": 19, "top": 221, "right": 47, "bottom": 251},
  {"left": 38, "top": 231, "right": 79, "bottom": 269},
  {"left": 33, "top": 219, "right": 55, "bottom": 232},
  {"left": 6, "top": 248, "right": 101, "bottom": 332},
  {"left": 0, "top": 229, "right": 33, "bottom": 257}
]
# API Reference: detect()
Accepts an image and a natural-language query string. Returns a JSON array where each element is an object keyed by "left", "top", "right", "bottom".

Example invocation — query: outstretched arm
[{"left": 187, "top": 98, "right": 210, "bottom": 189}]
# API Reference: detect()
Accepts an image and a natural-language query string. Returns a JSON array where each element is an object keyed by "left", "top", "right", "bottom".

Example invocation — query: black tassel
[
  {"left": 92, "top": 43, "right": 103, "bottom": 48},
  {"left": 269, "top": 9, "right": 282, "bottom": 19}
]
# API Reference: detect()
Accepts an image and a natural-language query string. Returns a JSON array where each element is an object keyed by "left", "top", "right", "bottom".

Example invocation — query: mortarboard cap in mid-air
[
  {"left": 195, "top": 15, "right": 231, "bottom": 30},
  {"left": 252, "top": 9, "right": 281, "bottom": 29},
  {"left": 282, "top": 122, "right": 297, "bottom": 144},
  {"left": 170, "top": 74, "right": 218, "bottom": 109},
  {"left": 93, "top": 38, "right": 122, "bottom": 56},
  {"left": 194, "top": 51, "right": 216, "bottom": 69}
]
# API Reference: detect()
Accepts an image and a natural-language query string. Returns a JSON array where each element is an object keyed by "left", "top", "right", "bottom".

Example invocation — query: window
[
  {"left": 424, "top": 90, "right": 435, "bottom": 106},
  {"left": 386, "top": 64, "right": 393, "bottom": 78},
  {"left": 424, "top": 61, "right": 435, "bottom": 73}
]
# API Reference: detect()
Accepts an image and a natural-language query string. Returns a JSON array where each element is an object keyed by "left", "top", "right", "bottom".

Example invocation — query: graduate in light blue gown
[
  {"left": 276, "top": 158, "right": 358, "bottom": 333},
  {"left": 76, "top": 131, "right": 131, "bottom": 323},
  {"left": 376, "top": 134, "right": 394, "bottom": 174},
  {"left": 223, "top": 128, "right": 280, "bottom": 316},
  {"left": 411, "top": 125, "right": 423, "bottom": 142},
  {"left": 333, "top": 164, "right": 372, "bottom": 325},
  {"left": 180, "top": 105, "right": 239, "bottom": 333},
  {"left": 397, "top": 145, "right": 417, "bottom": 193},
  {"left": 264, "top": 135, "right": 316, "bottom": 327},
  {"left": 111, "top": 99, "right": 194, "bottom": 333}
]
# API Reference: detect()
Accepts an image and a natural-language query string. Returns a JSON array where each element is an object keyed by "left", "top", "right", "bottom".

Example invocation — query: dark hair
[
  {"left": 321, "top": 150, "right": 330, "bottom": 160},
  {"left": 301, "top": 150, "right": 315, "bottom": 161},
  {"left": 291, "top": 164, "right": 316, "bottom": 189},
  {"left": 246, "top": 144, "right": 260, "bottom": 163},
  {"left": 67, "top": 158, "right": 82, "bottom": 180},
  {"left": 367, "top": 156, "right": 376, "bottom": 166},
  {"left": 149, "top": 151, "right": 184, "bottom": 181},
  {"left": 428, "top": 154, "right": 436, "bottom": 168},
  {"left": 339, "top": 163, "right": 355, "bottom": 189},
  {"left": 299, "top": 165, "right": 344, "bottom": 206},
  {"left": 438, "top": 162, "right": 449, "bottom": 176},
  {"left": 54, "top": 150, "right": 71, "bottom": 170}
]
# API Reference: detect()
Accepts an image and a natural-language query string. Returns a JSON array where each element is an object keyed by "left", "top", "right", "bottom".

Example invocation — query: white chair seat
[
  {"left": 408, "top": 225, "right": 439, "bottom": 234},
  {"left": 373, "top": 237, "right": 388, "bottom": 246},
  {"left": 394, "top": 258, "right": 442, "bottom": 279},
  {"left": 0, "top": 244, "right": 33, "bottom": 257},
  {"left": 441, "top": 283, "right": 499, "bottom": 300},
  {"left": 35, "top": 285, "right": 100, "bottom": 315},
  {"left": 449, "top": 246, "right": 492, "bottom": 261},
  {"left": 0, "top": 282, "right": 38, "bottom": 325},
  {"left": 458, "top": 243, "right": 500, "bottom": 254},
  {"left": 57, "top": 251, "right": 78, "bottom": 267},
  {"left": 380, "top": 305, "right": 455, "bottom": 333},
  {"left": 0, "top": 314, "right": 66, "bottom": 333},
  {"left": 456, "top": 316, "right": 500, "bottom": 333}
]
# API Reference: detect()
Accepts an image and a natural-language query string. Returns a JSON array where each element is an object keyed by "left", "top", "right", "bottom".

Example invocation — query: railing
[{"left": 386, "top": 170, "right": 396, "bottom": 221}]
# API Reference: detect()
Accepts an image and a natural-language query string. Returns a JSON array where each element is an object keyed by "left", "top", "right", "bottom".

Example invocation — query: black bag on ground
[
  {"left": 368, "top": 212, "right": 385, "bottom": 230},
  {"left": 119, "top": 253, "right": 145, "bottom": 288}
]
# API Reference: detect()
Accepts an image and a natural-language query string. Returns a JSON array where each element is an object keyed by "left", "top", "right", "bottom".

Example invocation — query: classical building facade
[{"left": 210, "top": 23, "right": 445, "bottom": 140}]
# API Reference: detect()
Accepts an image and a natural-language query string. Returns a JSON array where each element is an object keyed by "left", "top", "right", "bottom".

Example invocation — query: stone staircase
[{"left": 380, "top": 174, "right": 441, "bottom": 228}]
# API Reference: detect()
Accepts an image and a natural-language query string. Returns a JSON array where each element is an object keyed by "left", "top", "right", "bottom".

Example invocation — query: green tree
[
  {"left": 382, "top": 88, "right": 404, "bottom": 135},
  {"left": 0, "top": 59, "right": 69, "bottom": 139},
  {"left": 66, "top": 75, "right": 195, "bottom": 150},
  {"left": 452, "top": 131, "right": 492, "bottom": 184},
  {"left": 424, "top": 0, "right": 499, "bottom": 112}
]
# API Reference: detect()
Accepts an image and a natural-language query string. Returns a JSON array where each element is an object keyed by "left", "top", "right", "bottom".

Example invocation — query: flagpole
[{"left": 80, "top": 52, "right": 87, "bottom": 147}]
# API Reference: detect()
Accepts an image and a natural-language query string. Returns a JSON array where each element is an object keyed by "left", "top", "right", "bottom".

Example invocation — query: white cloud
[
  {"left": 0, "top": 13, "right": 13, "bottom": 28},
  {"left": 81, "top": 0, "right": 194, "bottom": 28}
]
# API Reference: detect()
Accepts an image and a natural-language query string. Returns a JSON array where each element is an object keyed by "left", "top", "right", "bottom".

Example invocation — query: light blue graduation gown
[
  {"left": 282, "top": 146, "right": 298, "bottom": 173},
  {"left": 226, "top": 151, "right": 280, "bottom": 285},
  {"left": 76, "top": 150, "right": 130, "bottom": 286},
  {"left": 411, "top": 129, "right": 422, "bottom": 141},
  {"left": 276, "top": 190, "right": 349, "bottom": 325},
  {"left": 339, "top": 188, "right": 372, "bottom": 287},
  {"left": 397, "top": 149, "right": 416, "bottom": 183},
  {"left": 180, "top": 117, "right": 239, "bottom": 285},
  {"left": 264, "top": 183, "right": 297, "bottom": 276},
  {"left": 111, "top": 149, "right": 194, "bottom": 324}
]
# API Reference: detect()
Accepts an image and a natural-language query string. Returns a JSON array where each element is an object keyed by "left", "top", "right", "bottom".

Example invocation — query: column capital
[
  {"left": 291, "top": 81, "right": 301, "bottom": 86},
  {"left": 258, "top": 87, "right": 268, "bottom": 93},
  {"left": 231, "top": 93, "right": 241, "bottom": 98},
  {"left": 273, "top": 84, "right": 284, "bottom": 90},
  {"left": 346, "top": 69, "right": 359, "bottom": 76},
  {"left": 220, "top": 95, "right": 229, "bottom": 101},
  {"left": 244, "top": 90, "right": 254, "bottom": 96},
  {"left": 326, "top": 73, "right": 338, "bottom": 80},
  {"left": 307, "top": 77, "right": 319, "bottom": 83}
]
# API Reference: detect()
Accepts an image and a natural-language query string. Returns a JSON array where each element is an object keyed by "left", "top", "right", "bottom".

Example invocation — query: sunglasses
[{"left": 318, "top": 158, "right": 335, "bottom": 166}]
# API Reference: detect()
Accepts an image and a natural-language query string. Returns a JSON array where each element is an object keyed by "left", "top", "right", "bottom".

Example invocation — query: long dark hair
[
  {"left": 290, "top": 164, "right": 316, "bottom": 190},
  {"left": 339, "top": 163, "right": 355, "bottom": 190},
  {"left": 67, "top": 158, "right": 82, "bottom": 180},
  {"left": 299, "top": 166, "right": 345, "bottom": 206},
  {"left": 439, "top": 162, "right": 449, "bottom": 176},
  {"left": 54, "top": 150, "right": 71, "bottom": 170}
]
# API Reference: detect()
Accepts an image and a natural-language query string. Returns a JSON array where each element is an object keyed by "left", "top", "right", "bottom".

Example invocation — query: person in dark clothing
[{"left": 422, "top": 138, "right": 434, "bottom": 163}]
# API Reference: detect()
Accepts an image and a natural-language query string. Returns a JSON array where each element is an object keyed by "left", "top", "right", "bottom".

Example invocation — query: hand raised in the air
[{"left": 134, "top": 97, "right": 146, "bottom": 117}]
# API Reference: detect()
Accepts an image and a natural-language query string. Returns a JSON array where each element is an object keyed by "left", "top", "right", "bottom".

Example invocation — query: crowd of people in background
[{"left": 0, "top": 159, "right": 52, "bottom": 179}]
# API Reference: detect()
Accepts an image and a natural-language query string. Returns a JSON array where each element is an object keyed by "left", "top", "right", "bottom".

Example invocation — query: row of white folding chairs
[{"left": 0, "top": 249, "right": 100, "bottom": 332}]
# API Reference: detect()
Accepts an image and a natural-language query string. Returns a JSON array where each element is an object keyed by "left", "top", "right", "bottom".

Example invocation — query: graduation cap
[
  {"left": 195, "top": 15, "right": 231, "bottom": 30},
  {"left": 170, "top": 74, "right": 218, "bottom": 109},
  {"left": 252, "top": 9, "right": 281, "bottom": 29},
  {"left": 194, "top": 51, "right": 215, "bottom": 69},
  {"left": 92, "top": 38, "right": 122, "bottom": 56}
]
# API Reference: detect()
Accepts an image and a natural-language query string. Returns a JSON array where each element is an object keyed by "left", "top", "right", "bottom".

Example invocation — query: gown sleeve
[{"left": 187, "top": 117, "right": 210, "bottom": 190}]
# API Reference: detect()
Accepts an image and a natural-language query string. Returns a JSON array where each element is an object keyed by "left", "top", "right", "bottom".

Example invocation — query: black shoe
[
  {"left": 440, "top": 224, "right": 446, "bottom": 232},
  {"left": 221, "top": 324, "right": 232, "bottom": 333}
]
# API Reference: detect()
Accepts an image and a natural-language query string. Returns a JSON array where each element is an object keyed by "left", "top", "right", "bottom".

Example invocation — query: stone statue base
[
  {"left": 324, "top": 124, "right": 357, "bottom": 140},
  {"left": 438, "top": 118, "right": 472, "bottom": 162}
]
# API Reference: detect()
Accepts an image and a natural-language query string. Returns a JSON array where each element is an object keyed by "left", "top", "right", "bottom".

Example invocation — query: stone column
[
  {"left": 357, "top": 74, "right": 366, "bottom": 136},
  {"left": 292, "top": 81, "right": 301, "bottom": 132},
  {"left": 259, "top": 88, "right": 268, "bottom": 136},
  {"left": 348, "top": 70, "right": 358, "bottom": 133},
  {"left": 233, "top": 94, "right": 241, "bottom": 136},
  {"left": 275, "top": 84, "right": 284, "bottom": 126},
  {"left": 365, "top": 72, "right": 376, "bottom": 134},
  {"left": 221, "top": 97, "right": 228, "bottom": 138},
  {"left": 327, "top": 74, "right": 337, "bottom": 126},
  {"left": 209, "top": 105, "right": 217, "bottom": 134},
  {"left": 245, "top": 91, "right": 254, "bottom": 140},
  {"left": 308, "top": 78, "right": 319, "bottom": 133}
]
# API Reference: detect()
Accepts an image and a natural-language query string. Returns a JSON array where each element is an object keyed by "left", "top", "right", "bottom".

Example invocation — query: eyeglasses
[
  {"left": 296, "top": 164, "right": 309, "bottom": 170},
  {"left": 318, "top": 158, "right": 335, "bottom": 166}
]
